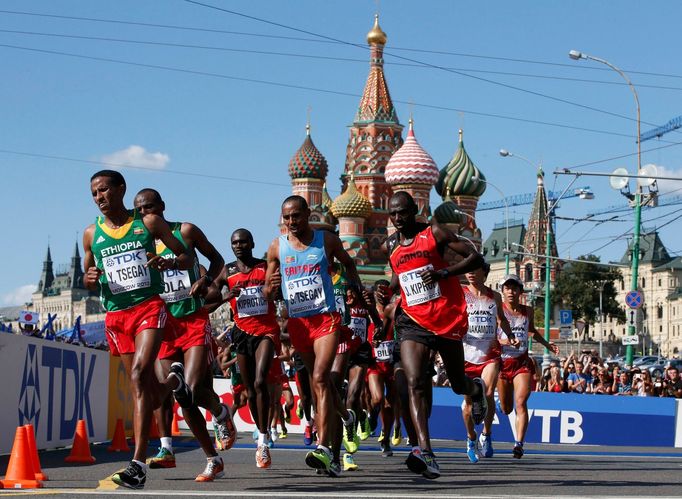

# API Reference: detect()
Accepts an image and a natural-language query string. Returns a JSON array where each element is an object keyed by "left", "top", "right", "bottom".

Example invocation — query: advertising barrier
[
  {"left": 0, "top": 334, "right": 110, "bottom": 454},
  {"left": 106, "top": 355, "right": 134, "bottom": 439}
]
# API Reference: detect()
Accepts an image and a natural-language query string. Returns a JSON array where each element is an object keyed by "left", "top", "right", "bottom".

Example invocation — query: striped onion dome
[
  {"left": 435, "top": 129, "right": 486, "bottom": 198},
  {"left": 331, "top": 176, "right": 373, "bottom": 219},
  {"left": 385, "top": 119, "right": 439, "bottom": 186},
  {"left": 433, "top": 200, "right": 464, "bottom": 224},
  {"left": 288, "top": 125, "right": 329, "bottom": 180}
]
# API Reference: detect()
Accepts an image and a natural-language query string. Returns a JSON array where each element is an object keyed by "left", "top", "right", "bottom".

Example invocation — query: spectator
[
  {"left": 545, "top": 366, "right": 565, "bottom": 393},
  {"left": 660, "top": 367, "right": 682, "bottom": 398},
  {"left": 612, "top": 371, "right": 632, "bottom": 396},
  {"left": 567, "top": 361, "right": 591, "bottom": 393},
  {"left": 632, "top": 369, "right": 654, "bottom": 397}
]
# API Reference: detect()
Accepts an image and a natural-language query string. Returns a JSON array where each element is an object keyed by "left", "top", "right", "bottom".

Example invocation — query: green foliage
[{"left": 552, "top": 255, "right": 625, "bottom": 337}]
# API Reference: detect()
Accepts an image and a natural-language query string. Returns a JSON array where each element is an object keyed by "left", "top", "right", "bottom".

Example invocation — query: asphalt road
[{"left": 1, "top": 433, "right": 681, "bottom": 498}]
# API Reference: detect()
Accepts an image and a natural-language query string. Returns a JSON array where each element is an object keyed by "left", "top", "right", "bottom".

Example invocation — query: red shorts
[
  {"left": 367, "top": 360, "right": 394, "bottom": 382},
  {"left": 158, "top": 308, "right": 213, "bottom": 360},
  {"left": 500, "top": 354, "right": 533, "bottom": 381},
  {"left": 288, "top": 312, "right": 340, "bottom": 354},
  {"left": 267, "top": 358, "right": 283, "bottom": 385},
  {"left": 464, "top": 358, "right": 501, "bottom": 379},
  {"left": 105, "top": 296, "right": 168, "bottom": 356},
  {"left": 336, "top": 326, "right": 353, "bottom": 355}
]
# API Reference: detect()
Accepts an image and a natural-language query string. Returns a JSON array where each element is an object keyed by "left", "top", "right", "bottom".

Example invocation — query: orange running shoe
[
  {"left": 214, "top": 404, "right": 237, "bottom": 451},
  {"left": 256, "top": 444, "right": 272, "bottom": 469},
  {"left": 195, "top": 457, "right": 225, "bottom": 482}
]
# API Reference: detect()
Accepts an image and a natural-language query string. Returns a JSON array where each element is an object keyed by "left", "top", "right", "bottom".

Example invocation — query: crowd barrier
[{"left": 1, "top": 335, "right": 681, "bottom": 453}]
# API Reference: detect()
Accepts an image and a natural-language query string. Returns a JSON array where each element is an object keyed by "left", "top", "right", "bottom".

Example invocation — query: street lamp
[
  {"left": 470, "top": 177, "right": 511, "bottom": 273},
  {"left": 569, "top": 50, "right": 641, "bottom": 368},
  {"left": 595, "top": 279, "right": 609, "bottom": 359}
]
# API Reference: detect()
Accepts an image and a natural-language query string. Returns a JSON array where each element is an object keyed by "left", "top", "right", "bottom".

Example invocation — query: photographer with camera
[
  {"left": 660, "top": 366, "right": 682, "bottom": 398},
  {"left": 612, "top": 371, "right": 633, "bottom": 396}
]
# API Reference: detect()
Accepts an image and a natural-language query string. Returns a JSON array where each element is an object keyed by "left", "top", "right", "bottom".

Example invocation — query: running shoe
[
  {"left": 391, "top": 425, "right": 402, "bottom": 447},
  {"left": 479, "top": 433, "right": 494, "bottom": 458},
  {"left": 471, "top": 377, "right": 488, "bottom": 426},
  {"left": 195, "top": 457, "right": 225, "bottom": 482},
  {"left": 169, "top": 362, "right": 193, "bottom": 409},
  {"left": 405, "top": 448, "right": 427, "bottom": 475},
  {"left": 512, "top": 442, "right": 524, "bottom": 459},
  {"left": 466, "top": 438, "right": 480, "bottom": 463},
  {"left": 295, "top": 400, "right": 304, "bottom": 420},
  {"left": 327, "top": 460, "right": 342, "bottom": 478},
  {"left": 147, "top": 447, "right": 176, "bottom": 469},
  {"left": 256, "top": 444, "right": 272, "bottom": 469},
  {"left": 357, "top": 412, "right": 371, "bottom": 441},
  {"left": 422, "top": 451, "right": 441, "bottom": 479},
  {"left": 303, "top": 424, "right": 314, "bottom": 446},
  {"left": 380, "top": 440, "right": 393, "bottom": 458},
  {"left": 343, "top": 453, "right": 358, "bottom": 471},
  {"left": 377, "top": 430, "right": 385, "bottom": 443},
  {"left": 342, "top": 409, "right": 359, "bottom": 454},
  {"left": 305, "top": 446, "right": 332, "bottom": 472},
  {"left": 279, "top": 429, "right": 288, "bottom": 440},
  {"left": 213, "top": 404, "right": 236, "bottom": 451},
  {"left": 111, "top": 461, "right": 146, "bottom": 490}
]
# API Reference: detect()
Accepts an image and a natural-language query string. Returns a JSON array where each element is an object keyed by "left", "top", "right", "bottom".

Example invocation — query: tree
[{"left": 552, "top": 255, "right": 625, "bottom": 338}]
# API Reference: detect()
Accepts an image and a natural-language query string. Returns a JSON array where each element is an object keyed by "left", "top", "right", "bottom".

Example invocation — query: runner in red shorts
[
  {"left": 496, "top": 274, "right": 559, "bottom": 459},
  {"left": 83, "top": 171, "right": 195, "bottom": 489},
  {"left": 134, "top": 189, "right": 234, "bottom": 482},
  {"left": 461, "top": 264, "right": 516, "bottom": 463}
]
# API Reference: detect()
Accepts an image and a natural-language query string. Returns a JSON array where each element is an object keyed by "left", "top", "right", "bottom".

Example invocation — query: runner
[
  {"left": 496, "top": 274, "right": 559, "bottom": 459},
  {"left": 264, "top": 195, "right": 365, "bottom": 477},
  {"left": 461, "top": 264, "right": 516, "bottom": 463},
  {"left": 211, "top": 228, "right": 281, "bottom": 469},
  {"left": 384, "top": 191, "right": 487, "bottom": 479},
  {"left": 132, "top": 188, "right": 235, "bottom": 482},
  {"left": 83, "top": 171, "right": 194, "bottom": 489}
]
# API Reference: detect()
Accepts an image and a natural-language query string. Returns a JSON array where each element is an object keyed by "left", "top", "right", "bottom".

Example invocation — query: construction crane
[
  {"left": 641, "top": 114, "right": 682, "bottom": 142},
  {"left": 586, "top": 194, "right": 682, "bottom": 216},
  {"left": 477, "top": 186, "right": 593, "bottom": 211}
]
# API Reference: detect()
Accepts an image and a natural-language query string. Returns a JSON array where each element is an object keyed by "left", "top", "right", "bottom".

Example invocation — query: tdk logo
[
  {"left": 288, "top": 276, "right": 320, "bottom": 290},
  {"left": 18, "top": 345, "right": 98, "bottom": 441}
]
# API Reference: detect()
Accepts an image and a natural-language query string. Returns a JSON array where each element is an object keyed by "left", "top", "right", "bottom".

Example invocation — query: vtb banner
[{"left": 0, "top": 334, "right": 109, "bottom": 454}]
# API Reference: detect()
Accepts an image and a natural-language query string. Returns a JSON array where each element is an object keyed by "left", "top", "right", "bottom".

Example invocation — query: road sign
[
  {"left": 559, "top": 310, "right": 573, "bottom": 325},
  {"left": 559, "top": 327, "right": 572, "bottom": 340},
  {"left": 622, "top": 335, "right": 639, "bottom": 346},
  {"left": 625, "top": 290, "right": 644, "bottom": 309},
  {"left": 627, "top": 309, "right": 637, "bottom": 328}
]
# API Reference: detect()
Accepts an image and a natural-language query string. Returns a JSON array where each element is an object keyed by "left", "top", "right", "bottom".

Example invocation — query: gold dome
[
  {"left": 367, "top": 14, "right": 387, "bottom": 45},
  {"left": 331, "top": 176, "right": 373, "bottom": 219}
]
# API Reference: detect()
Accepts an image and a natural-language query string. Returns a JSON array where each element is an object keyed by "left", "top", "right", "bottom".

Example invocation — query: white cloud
[
  {"left": 653, "top": 165, "right": 682, "bottom": 195},
  {"left": 2, "top": 284, "right": 36, "bottom": 306},
  {"left": 101, "top": 145, "right": 170, "bottom": 170}
]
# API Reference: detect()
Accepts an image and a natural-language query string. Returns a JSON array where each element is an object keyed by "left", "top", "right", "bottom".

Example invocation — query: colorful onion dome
[
  {"left": 367, "top": 14, "right": 387, "bottom": 46},
  {"left": 331, "top": 175, "right": 373, "bottom": 219},
  {"left": 435, "top": 129, "right": 486, "bottom": 199},
  {"left": 433, "top": 200, "right": 464, "bottom": 225},
  {"left": 322, "top": 183, "right": 334, "bottom": 213},
  {"left": 385, "top": 119, "right": 439, "bottom": 186},
  {"left": 288, "top": 125, "right": 329, "bottom": 180}
]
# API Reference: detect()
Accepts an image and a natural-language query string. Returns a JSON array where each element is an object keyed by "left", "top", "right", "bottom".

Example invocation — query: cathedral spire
[
  {"left": 68, "top": 240, "right": 84, "bottom": 289},
  {"left": 522, "top": 170, "right": 558, "bottom": 282},
  {"left": 38, "top": 244, "right": 54, "bottom": 292}
]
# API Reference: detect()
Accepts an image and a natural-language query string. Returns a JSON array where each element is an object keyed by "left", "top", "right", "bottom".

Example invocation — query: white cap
[{"left": 499, "top": 274, "right": 524, "bottom": 289}]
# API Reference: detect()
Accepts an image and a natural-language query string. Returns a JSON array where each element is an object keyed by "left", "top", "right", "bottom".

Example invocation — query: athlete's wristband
[{"left": 438, "top": 268, "right": 450, "bottom": 279}]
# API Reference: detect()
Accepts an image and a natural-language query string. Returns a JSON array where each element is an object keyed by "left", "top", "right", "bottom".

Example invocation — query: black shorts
[
  {"left": 395, "top": 309, "right": 460, "bottom": 352},
  {"left": 232, "top": 326, "right": 273, "bottom": 357},
  {"left": 349, "top": 342, "right": 372, "bottom": 368}
]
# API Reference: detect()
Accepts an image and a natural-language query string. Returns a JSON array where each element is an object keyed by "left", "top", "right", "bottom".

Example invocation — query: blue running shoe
[
  {"left": 466, "top": 438, "right": 479, "bottom": 463},
  {"left": 479, "top": 433, "right": 494, "bottom": 458}
]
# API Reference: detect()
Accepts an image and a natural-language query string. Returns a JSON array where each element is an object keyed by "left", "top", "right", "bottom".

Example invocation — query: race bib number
[
  {"left": 349, "top": 316, "right": 367, "bottom": 342},
  {"left": 236, "top": 286, "right": 269, "bottom": 317},
  {"left": 286, "top": 275, "right": 326, "bottom": 316},
  {"left": 335, "top": 295, "right": 346, "bottom": 316},
  {"left": 374, "top": 340, "right": 394, "bottom": 362},
  {"left": 161, "top": 268, "right": 191, "bottom": 303},
  {"left": 103, "top": 249, "right": 151, "bottom": 295},
  {"left": 399, "top": 264, "right": 441, "bottom": 307}
]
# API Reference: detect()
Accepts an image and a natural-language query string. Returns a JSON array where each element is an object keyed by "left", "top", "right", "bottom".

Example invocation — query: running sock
[
  {"left": 216, "top": 404, "right": 228, "bottom": 422},
  {"left": 160, "top": 437, "right": 173, "bottom": 453},
  {"left": 515, "top": 441, "right": 523, "bottom": 447},
  {"left": 258, "top": 432, "right": 268, "bottom": 446},
  {"left": 132, "top": 459, "right": 147, "bottom": 472},
  {"left": 317, "top": 444, "right": 331, "bottom": 454},
  {"left": 340, "top": 412, "right": 353, "bottom": 425},
  {"left": 411, "top": 446, "right": 421, "bottom": 454}
]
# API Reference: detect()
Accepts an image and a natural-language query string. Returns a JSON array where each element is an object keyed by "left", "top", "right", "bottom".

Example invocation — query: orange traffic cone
[
  {"left": 107, "top": 418, "right": 130, "bottom": 452},
  {"left": 171, "top": 413, "right": 181, "bottom": 437},
  {"left": 149, "top": 416, "right": 160, "bottom": 440},
  {"left": 65, "top": 420, "right": 96, "bottom": 464},
  {"left": 23, "top": 424, "right": 47, "bottom": 481},
  {"left": 1, "top": 426, "right": 43, "bottom": 488}
]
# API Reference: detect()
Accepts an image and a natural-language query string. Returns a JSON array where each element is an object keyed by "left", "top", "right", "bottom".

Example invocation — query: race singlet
[
  {"left": 463, "top": 287, "right": 500, "bottom": 364},
  {"left": 226, "top": 261, "right": 279, "bottom": 337}
]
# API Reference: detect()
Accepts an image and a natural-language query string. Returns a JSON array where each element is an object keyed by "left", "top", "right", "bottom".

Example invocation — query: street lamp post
[
  {"left": 471, "top": 177, "right": 511, "bottom": 273},
  {"left": 569, "top": 50, "right": 641, "bottom": 368},
  {"left": 595, "top": 279, "right": 608, "bottom": 358}
]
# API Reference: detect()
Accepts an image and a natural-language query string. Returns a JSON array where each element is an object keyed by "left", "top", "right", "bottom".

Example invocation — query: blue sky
[{"left": 2, "top": 0, "right": 682, "bottom": 306}]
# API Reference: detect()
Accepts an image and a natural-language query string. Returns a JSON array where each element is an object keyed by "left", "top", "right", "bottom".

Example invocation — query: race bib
[
  {"left": 236, "top": 286, "right": 269, "bottom": 317},
  {"left": 335, "top": 295, "right": 346, "bottom": 317},
  {"left": 374, "top": 340, "right": 394, "bottom": 362},
  {"left": 349, "top": 316, "right": 367, "bottom": 342},
  {"left": 161, "top": 268, "right": 192, "bottom": 303},
  {"left": 399, "top": 264, "right": 441, "bottom": 307},
  {"left": 103, "top": 249, "right": 151, "bottom": 295},
  {"left": 286, "top": 275, "right": 326, "bottom": 316}
]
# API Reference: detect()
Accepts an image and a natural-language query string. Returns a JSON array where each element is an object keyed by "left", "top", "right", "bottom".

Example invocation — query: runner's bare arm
[
  {"left": 529, "top": 306, "right": 559, "bottom": 354},
  {"left": 142, "top": 213, "right": 193, "bottom": 271},
  {"left": 182, "top": 222, "right": 225, "bottom": 297},
  {"left": 82, "top": 224, "right": 101, "bottom": 291},
  {"left": 494, "top": 291, "right": 518, "bottom": 347},
  {"left": 263, "top": 238, "right": 282, "bottom": 300},
  {"left": 421, "top": 223, "right": 483, "bottom": 285}
]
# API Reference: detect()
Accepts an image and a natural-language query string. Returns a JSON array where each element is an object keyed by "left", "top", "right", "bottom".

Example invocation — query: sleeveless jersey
[
  {"left": 463, "top": 287, "right": 500, "bottom": 364},
  {"left": 156, "top": 222, "right": 202, "bottom": 318},
  {"left": 389, "top": 225, "right": 468, "bottom": 337},
  {"left": 349, "top": 304, "right": 369, "bottom": 343},
  {"left": 226, "top": 260, "right": 279, "bottom": 336},
  {"left": 91, "top": 209, "right": 163, "bottom": 312},
  {"left": 332, "top": 269, "right": 351, "bottom": 325},
  {"left": 279, "top": 230, "right": 336, "bottom": 318},
  {"left": 500, "top": 304, "right": 530, "bottom": 359}
]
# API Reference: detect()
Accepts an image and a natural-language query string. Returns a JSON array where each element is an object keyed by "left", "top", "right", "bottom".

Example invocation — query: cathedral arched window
[{"left": 524, "top": 264, "right": 533, "bottom": 282}]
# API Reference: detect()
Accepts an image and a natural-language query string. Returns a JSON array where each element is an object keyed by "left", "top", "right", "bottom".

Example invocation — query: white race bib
[
  {"left": 161, "top": 268, "right": 192, "bottom": 303},
  {"left": 236, "top": 286, "right": 269, "bottom": 317},
  {"left": 399, "top": 264, "right": 441, "bottom": 307},
  {"left": 335, "top": 295, "right": 346, "bottom": 316},
  {"left": 103, "top": 249, "right": 151, "bottom": 295},
  {"left": 374, "top": 340, "right": 394, "bottom": 362},
  {"left": 349, "top": 316, "right": 367, "bottom": 342},
  {"left": 286, "top": 275, "right": 326, "bottom": 316}
]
